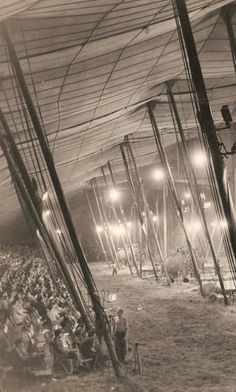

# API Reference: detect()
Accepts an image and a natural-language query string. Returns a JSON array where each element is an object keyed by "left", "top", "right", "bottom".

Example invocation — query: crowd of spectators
[{"left": 0, "top": 244, "right": 105, "bottom": 378}]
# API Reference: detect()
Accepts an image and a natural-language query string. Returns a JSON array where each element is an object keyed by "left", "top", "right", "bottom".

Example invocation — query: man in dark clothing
[
  {"left": 79, "top": 328, "right": 97, "bottom": 369},
  {"left": 114, "top": 308, "right": 128, "bottom": 363}
]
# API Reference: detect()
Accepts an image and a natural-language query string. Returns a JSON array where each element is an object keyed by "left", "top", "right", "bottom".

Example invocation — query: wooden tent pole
[
  {"left": 222, "top": 4, "right": 236, "bottom": 212},
  {"left": 13, "top": 178, "right": 59, "bottom": 286},
  {"left": 174, "top": 0, "right": 236, "bottom": 264},
  {"left": 167, "top": 82, "right": 229, "bottom": 305},
  {"left": 101, "top": 166, "right": 133, "bottom": 275},
  {"left": 92, "top": 178, "right": 120, "bottom": 268},
  {"left": 2, "top": 25, "right": 121, "bottom": 378},
  {"left": 85, "top": 189, "right": 110, "bottom": 266},
  {"left": 107, "top": 161, "right": 140, "bottom": 277},
  {"left": 120, "top": 142, "right": 159, "bottom": 281},
  {"left": 147, "top": 102, "right": 204, "bottom": 296},
  {"left": 90, "top": 179, "right": 114, "bottom": 266},
  {"left": 0, "top": 131, "right": 92, "bottom": 328},
  {"left": 163, "top": 182, "right": 168, "bottom": 259},
  {"left": 125, "top": 135, "right": 170, "bottom": 284},
  {"left": 221, "top": 5, "right": 236, "bottom": 73}
]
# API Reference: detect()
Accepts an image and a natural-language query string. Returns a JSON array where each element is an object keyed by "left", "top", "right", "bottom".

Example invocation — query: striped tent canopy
[{"left": 0, "top": 0, "right": 235, "bottom": 240}]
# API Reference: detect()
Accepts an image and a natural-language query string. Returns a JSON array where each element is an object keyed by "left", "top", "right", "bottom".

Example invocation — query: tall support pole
[
  {"left": 107, "top": 161, "right": 140, "bottom": 277},
  {"left": 101, "top": 166, "right": 133, "bottom": 275},
  {"left": 85, "top": 189, "right": 110, "bottom": 266},
  {"left": 167, "top": 82, "right": 228, "bottom": 305},
  {"left": 13, "top": 178, "right": 58, "bottom": 286},
  {"left": 222, "top": 5, "right": 236, "bottom": 210},
  {"left": 221, "top": 5, "right": 236, "bottom": 74},
  {"left": 173, "top": 0, "right": 236, "bottom": 265},
  {"left": 125, "top": 136, "right": 170, "bottom": 284},
  {"left": 163, "top": 182, "right": 168, "bottom": 258},
  {"left": 0, "top": 131, "right": 92, "bottom": 328},
  {"left": 120, "top": 142, "right": 160, "bottom": 282},
  {"left": 92, "top": 178, "right": 120, "bottom": 268},
  {"left": 91, "top": 180, "right": 114, "bottom": 267},
  {"left": 2, "top": 26, "right": 121, "bottom": 378},
  {"left": 147, "top": 102, "right": 204, "bottom": 296}
]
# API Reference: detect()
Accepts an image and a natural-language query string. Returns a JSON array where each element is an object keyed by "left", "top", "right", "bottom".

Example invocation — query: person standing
[
  {"left": 114, "top": 308, "right": 127, "bottom": 363},
  {"left": 111, "top": 262, "right": 117, "bottom": 277}
]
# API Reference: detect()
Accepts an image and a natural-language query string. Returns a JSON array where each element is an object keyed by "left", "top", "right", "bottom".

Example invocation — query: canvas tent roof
[{"left": 0, "top": 0, "right": 235, "bottom": 240}]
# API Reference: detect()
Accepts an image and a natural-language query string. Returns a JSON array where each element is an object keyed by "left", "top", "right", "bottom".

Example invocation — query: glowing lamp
[
  {"left": 44, "top": 210, "right": 51, "bottom": 217},
  {"left": 96, "top": 225, "right": 103, "bottom": 234},
  {"left": 203, "top": 201, "right": 211, "bottom": 209},
  {"left": 108, "top": 188, "right": 120, "bottom": 202},
  {"left": 220, "top": 219, "right": 228, "bottom": 229},
  {"left": 152, "top": 215, "right": 158, "bottom": 222},
  {"left": 42, "top": 191, "right": 49, "bottom": 201},
  {"left": 184, "top": 191, "right": 191, "bottom": 200},
  {"left": 187, "top": 220, "right": 201, "bottom": 232},
  {"left": 191, "top": 150, "right": 207, "bottom": 168},
  {"left": 117, "top": 224, "right": 125, "bottom": 236},
  {"left": 152, "top": 168, "right": 164, "bottom": 181}
]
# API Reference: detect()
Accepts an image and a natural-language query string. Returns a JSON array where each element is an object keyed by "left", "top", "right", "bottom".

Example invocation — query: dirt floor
[{"left": 5, "top": 262, "right": 236, "bottom": 392}]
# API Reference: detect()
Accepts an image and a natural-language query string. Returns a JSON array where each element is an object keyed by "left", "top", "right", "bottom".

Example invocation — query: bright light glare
[
  {"left": 110, "top": 224, "right": 125, "bottom": 237},
  {"left": 211, "top": 219, "right": 228, "bottom": 229},
  {"left": 203, "top": 201, "right": 211, "bottom": 209},
  {"left": 56, "top": 229, "right": 62, "bottom": 235},
  {"left": 152, "top": 215, "right": 158, "bottom": 222},
  {"left": 96, "top": 225, "right": 103, "bottom": 234},
  {"left": 44, "top": 210, "right": 51, "bottom": 217},
  {"left": 127, "top": 221, "right": 132, "bottom": 228},
  {"left": 191, "top": 150, "right": 207, "bottom": 168},
  {"left": 108, "top": 188, "right": 120, "bottom": 202},
  {"left": 42, "top": 191, "right": 49, "bottom": 201},
  {"left": 186, "top": 220, "right": 201, "bottom": 232},
  {"left": 184, "top": 191, "right": 191, "bottom": 200},
  {"left": 152, "top": 168, "right": 164, "bottom": 181},
  {"left": 220, "top": 219, "right": 228, "bottom": 228}
]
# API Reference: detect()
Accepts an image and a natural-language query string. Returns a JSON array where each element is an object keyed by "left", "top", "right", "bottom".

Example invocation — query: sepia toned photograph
[{"left": 0, "top": 1, "right": 236, "bottom": 391}]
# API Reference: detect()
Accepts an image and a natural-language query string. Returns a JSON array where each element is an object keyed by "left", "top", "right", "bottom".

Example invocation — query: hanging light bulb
[
  {"left": 186, "top": 220, "right": 201, "bottom": 232},
  {"left": 108, "top": 188, "right": 120, "bottom": 202},
  {"left": 96, "top": 225, "right": 103, "bottom": 234},
  {"left": 42, "top": 191, "right": 49, "bottom": 201},
  {"left": 152, "top": 168, "right": 164, "bottom": 181},
  {"left": 191, "top": 149, "right": 207, "bottom": 168},
  {"left": 203, "top": 201, "right": 211, "bottom": 209},
  {"left": 184, "top": 191, "right": 191, "bottom": 200},
  {"left": 44, "top": 209, "right": 51, "bottom": 217}
]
